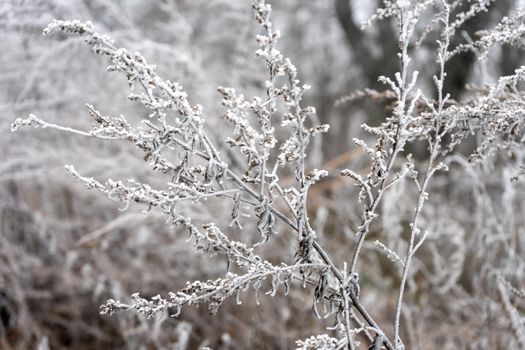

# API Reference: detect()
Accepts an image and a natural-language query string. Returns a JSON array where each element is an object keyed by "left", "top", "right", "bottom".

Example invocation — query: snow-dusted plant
[{"left": 11, "top": 0, "right": 525, "bottom": 349}]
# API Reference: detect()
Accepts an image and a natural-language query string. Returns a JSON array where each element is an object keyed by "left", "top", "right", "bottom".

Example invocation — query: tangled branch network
[{"left": 11, "top": 0, "right": 525, "bottom": 349}]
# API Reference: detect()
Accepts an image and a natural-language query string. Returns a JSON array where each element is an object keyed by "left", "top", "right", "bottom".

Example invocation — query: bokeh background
[{"left": 1, "top": 0, "right": 525, "bottom": 349}]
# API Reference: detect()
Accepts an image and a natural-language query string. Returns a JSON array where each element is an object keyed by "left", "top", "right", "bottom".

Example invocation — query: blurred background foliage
[{"left": 1, "top": 0, "right": 524, "bottom": 349}]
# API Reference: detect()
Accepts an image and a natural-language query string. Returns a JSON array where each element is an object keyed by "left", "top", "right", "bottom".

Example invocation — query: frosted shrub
[{"left": 11, "top": 0, "right": 525, "bottom": 349}]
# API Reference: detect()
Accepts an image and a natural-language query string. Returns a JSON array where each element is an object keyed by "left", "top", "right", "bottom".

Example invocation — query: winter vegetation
[{"left": 2, "top": 0, "right": 525, "bottom": 349}]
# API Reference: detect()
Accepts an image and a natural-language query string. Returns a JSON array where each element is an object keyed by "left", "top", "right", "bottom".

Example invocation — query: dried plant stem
[{"left": 394, "top": 4, "right": 450, "bottom": 346}]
